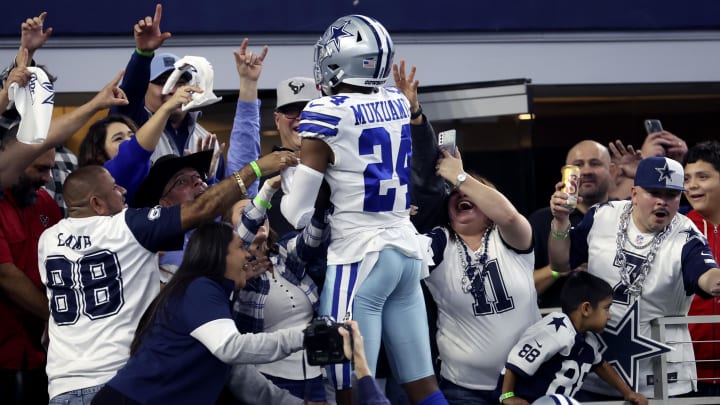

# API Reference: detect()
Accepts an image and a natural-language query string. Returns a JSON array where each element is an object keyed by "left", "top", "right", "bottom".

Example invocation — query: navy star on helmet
[
  {"left": 313, "top": 15, "right": 394, "bottom": 95},
  {"left": 634, "top": 156, "right": 686, "bottom": 191}
]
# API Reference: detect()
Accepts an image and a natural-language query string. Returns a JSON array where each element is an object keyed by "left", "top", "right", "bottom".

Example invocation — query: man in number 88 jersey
[
  {"left": 280, "top": 14, "right": 446, "bottom": 405},
  {"left": 38, "top": 153, "right": 294, "bottom": 404}
]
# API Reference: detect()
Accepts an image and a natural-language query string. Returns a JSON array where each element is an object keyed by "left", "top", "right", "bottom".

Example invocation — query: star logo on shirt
[
  {"left": 654, "top": 162, "right": 675, "bottom": 184},
  {"left": 324, "top": 20, "right": 352, "bottom": 52},
  {"left": 548, "top": 316, "right": 567, "bottom": 332},
  {"left": 596, "top": 301, "right": 672, "bottom": 390}
]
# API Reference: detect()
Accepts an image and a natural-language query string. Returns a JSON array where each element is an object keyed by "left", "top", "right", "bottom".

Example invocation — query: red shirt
[
  {"left": 0, "top": 189, "right": 61, "bottom": 370},
  {"left": 687, "top": 209, "right": 720, "bottom": 384}
]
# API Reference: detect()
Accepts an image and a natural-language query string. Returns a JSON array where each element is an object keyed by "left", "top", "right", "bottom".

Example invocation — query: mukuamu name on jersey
[{"left": 350, "top": 99, "right": 409, "bottom": 126}]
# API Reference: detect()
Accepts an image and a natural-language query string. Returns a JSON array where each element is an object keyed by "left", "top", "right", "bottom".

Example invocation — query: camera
[{"left": 303, "top": 316, "right": 349, "bottom": 366}]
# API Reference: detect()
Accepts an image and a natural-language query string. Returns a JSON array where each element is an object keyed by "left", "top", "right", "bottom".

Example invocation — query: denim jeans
[
  {"left": 439, "top": 378, "right": 496, "bottom": 405},
  {"left": 49, "top": 384, "right": 104, "bottom": 405}
]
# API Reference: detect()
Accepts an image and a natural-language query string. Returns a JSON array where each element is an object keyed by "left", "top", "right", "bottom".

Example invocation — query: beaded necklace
[{"left": 455, "top": 225, "right": 494, "bottom": 294}]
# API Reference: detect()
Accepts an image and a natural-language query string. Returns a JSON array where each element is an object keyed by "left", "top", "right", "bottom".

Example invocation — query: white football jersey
[
  {"left": 570, "top": 200, "right": 718, "bottom": 397},
  {"left": 38, "top": 207, "right": 184, "bottom": 398},
  {"left": 424, "top": 226, "right": 540, "bottom": 390},
  {"left": 299, "top": 87, "right": 425, "bottom": 265},
  {"left": 505, "top": 312, "right": 603, "bottom": 400}
]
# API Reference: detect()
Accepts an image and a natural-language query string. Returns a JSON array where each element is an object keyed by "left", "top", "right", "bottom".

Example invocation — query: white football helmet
[{"left": 313, "top": 15, "right": 394, "bottom": 94}]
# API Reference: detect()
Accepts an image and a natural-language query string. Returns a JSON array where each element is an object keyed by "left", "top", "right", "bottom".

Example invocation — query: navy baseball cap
[{"left": 634, "top": 156, "right": 686, "bottom": 191}]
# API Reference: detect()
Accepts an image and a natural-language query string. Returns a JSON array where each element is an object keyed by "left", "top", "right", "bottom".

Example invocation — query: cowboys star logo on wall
[{"left": 595, "top": 301, "right": 671, "bottom": 390}]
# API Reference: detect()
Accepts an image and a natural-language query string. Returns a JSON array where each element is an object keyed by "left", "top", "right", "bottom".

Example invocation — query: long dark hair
[
  {"left": 130, "top": 221, "right": 235, "bottom": 355},
  {"left": 78, "top": 114, "right": 138, "bottom": 166}
]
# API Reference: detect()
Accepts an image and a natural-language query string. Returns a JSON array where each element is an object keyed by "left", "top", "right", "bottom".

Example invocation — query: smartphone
[
  {"left": 644, "top": 119, "right": 663, "bottom": 135},
  {"left": 438, "top": 129, "right": 456, "bottom": 154}
]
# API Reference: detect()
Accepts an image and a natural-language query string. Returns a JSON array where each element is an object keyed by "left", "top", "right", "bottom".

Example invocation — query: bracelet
[
  {"left": 249, "top": 161, "right": 262, "bottom": 179},
  {"left": 410, "top": 105, "right": 423, "bottom": 120},
  {"left": 499, "top": 391, "right": 515, "bottom": 403},
  {"left": 551, "top": 270, "right": 560, "bottom": 279},
  {"left": 135, "top": 48, "right": 154, "bottom": 57},
  {"left": 253, "top": 196, "right": 272, "bottom": 209},
  {"left": 233, "top": 172, "right": 247, "bottom": 196},
  {"left": 550, "top": 220, "right": 570, "bottom": 240}
]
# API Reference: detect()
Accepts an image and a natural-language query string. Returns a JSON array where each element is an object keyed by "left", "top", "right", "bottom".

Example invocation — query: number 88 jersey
[{"left": 504, "top": 311, "right": 603, "bottom": 401}]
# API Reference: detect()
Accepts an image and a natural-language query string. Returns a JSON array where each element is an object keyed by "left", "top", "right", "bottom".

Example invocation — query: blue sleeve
[
  {"left": 425, "top": 227, "right": 448, "bottom": 274},
  {"left": 569, "top": 206, "right": 595, "bottom": 269},
  {"left": 681, "top": 228, "right": 720, "bottom": 297},
  {"left": 110, "top": 51, "right": 151, "bottom": 127},
  {"left": 409, "top": 117, "right": 448, "bottom": 233},
  {"left": 225, "top": 99, "right": 261, "bottom": 198},
  {"left": 182, "top": 278, "right": 233, "bottom": 331},
  {"left": 355, "top": 376, "right": 391, "bottom": 405},
  {"left": 104, "top": 136, "right": 152, "bottom": 204},
  {"left": 124, "top": 205, "right": 184, "bottom": 252}
]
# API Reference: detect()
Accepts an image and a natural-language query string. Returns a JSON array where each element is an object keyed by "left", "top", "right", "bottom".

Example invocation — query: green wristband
[
  {"left": 499, "top": 391, "right": 515, "bottom": 403},
  {"left": 135, "top": 48, "right": 154, "bottom": 57},
  {"left": 253, "top": 196, "right": 272, "bottom": 209},
  {"left": 250, "top": 161, "right": 262, "bottom": 178},
  {"left": 551, "top": 270, "right": 560, "bottom": 279}
]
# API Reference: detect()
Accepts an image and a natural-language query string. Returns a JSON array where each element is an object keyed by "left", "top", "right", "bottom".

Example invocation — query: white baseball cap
[{"left": 275, "top": 77, "right": 319, "bottom": 110}]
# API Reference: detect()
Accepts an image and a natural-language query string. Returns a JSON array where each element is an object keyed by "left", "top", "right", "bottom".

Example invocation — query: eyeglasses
[
  {"left": 278, "top": 107, "right": 304, "bottom": 120},
  {"left": 162, "top": 173, "right": 205, "bottom": 197}
]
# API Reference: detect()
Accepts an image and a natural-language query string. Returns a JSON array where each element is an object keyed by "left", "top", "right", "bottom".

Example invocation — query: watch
[{"left": 454, "top": 172, "right": 468, "bottom": 189}]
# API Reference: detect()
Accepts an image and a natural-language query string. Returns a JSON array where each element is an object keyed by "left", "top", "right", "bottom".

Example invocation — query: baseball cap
[
  {"left": 276, "top": 77, "right": 320, "bottom": 110},
  {"left": 634, "top": 156, "right": 686, "bottom": 191},
  {"left": 150, "top": 53, "right": 187, "bottom": 83},
  {"left": 131, "top": 150, "right": 213, "bottom": 207}
]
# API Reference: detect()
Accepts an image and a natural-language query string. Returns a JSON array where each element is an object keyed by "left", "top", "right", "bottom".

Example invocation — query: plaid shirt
[
  {"left": 233, "top": 192, "right": 330, "bottom": 334},
  {"left": 43, "top": 146, "right": 78, "bottom": 217}
]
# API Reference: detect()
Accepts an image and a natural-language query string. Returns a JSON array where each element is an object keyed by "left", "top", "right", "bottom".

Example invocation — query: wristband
[
  {"left": 253, "top": 196, "right": 272, "bottom": 209},
  {"left": 250, "top": 161, "right": 262, "bottom": 178},
  {"left": 233, "top": 172, "right": 247, "bottom": 196},
  {"left": 551, "top": 270, "right": 560, "bottom": 279},
  {"left": 499, "top": 391, "right": 515, "bottom": 403},
  {"left": 135, "top": 48, "right": 154, "bottom": 57},
  {"left": 410, "top": 105, "right": 423, "bottom": 120},
  {"left": 550, "top": 220, "right": 570, "bottom": 240}
]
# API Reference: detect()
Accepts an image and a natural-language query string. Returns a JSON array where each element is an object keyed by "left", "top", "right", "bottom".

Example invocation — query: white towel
[
  {"left": 7, "top": 67, "right": 54, "bottom": 144},
  {"left": 162, "top": 55, "right": 222, "bottom": 111}
]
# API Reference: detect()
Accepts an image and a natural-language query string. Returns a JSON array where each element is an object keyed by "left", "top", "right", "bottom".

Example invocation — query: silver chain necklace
[
  {"left": 615, "top": 203, "right": 677, "bottom": 297},
  {"left": 456, "top": 225, "right": 494, "bottom": 294}
]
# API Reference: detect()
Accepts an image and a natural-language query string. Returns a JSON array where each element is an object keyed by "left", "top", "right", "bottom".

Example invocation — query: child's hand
[{"left": 625, "top": 392, "right": 648, "bottom": 405}]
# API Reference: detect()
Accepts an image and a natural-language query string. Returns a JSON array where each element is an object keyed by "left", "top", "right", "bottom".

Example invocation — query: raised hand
[
  {"left": 134, "top": 3, "right": 172, "bottom": 53},
  {"left": 20, "top": 12, "right": 53, "bottom": 54},
  {"left": 233, "top": 38, "right": 269, "bottom": 83},
  {"left": 7, "top": 48, "right": 31, "bottom": 87},
  {"left": 609, "top": 139, "right": 642, "bottom": 178},
  {"left": 392, "top": 60, "right": 419, "bottom": 111},
  {"left": 90, "top": 70, "right": 130, "bottom": 109}
]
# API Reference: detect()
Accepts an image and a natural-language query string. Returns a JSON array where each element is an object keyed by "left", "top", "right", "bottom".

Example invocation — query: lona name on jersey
[{"left": 56, "top": 232, "right": 92, "bottom": 250}]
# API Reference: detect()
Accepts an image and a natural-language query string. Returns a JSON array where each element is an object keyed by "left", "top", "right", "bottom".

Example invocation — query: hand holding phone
[
  {"left": 644, "top": 119, "right": 663, "bottom": 135},
  {"left": 438, "top": 129, "right": 456, "bottom": 155}
]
